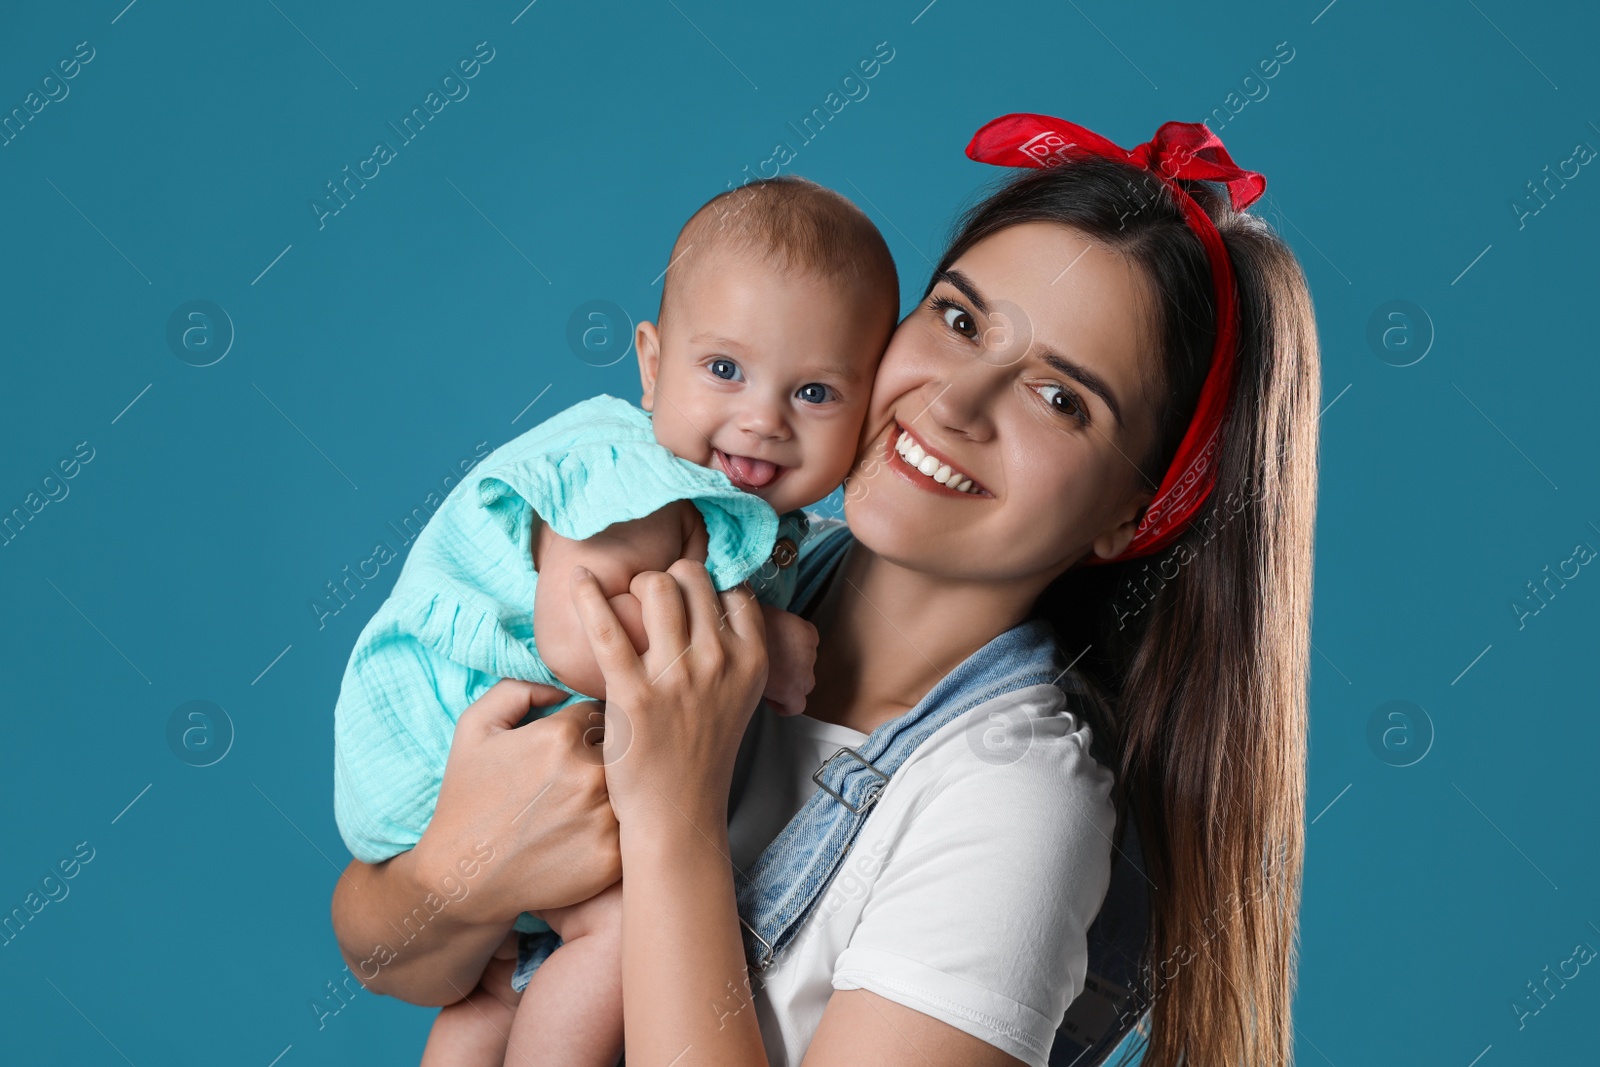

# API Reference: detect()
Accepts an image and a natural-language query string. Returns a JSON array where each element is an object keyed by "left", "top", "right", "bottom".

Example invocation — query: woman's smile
[{"left": 887, "top": 420, "right": 987, "bottom": 496}]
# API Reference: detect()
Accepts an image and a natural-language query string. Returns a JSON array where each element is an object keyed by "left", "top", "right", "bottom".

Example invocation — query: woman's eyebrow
[
  {"left": 934, "top": 269, "right": 990, "bottom": 315},
  {"left": 1037, "top": 346, "right": 1124, "bottom": 427}
]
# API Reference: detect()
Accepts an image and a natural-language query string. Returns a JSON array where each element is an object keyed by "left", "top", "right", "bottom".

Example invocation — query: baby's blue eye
[
  {"left": 710, "top": 359, "right": 743, "bottom": 381},
  {"left": 796, "top": 383, "right": 834, "bottom": 404}
]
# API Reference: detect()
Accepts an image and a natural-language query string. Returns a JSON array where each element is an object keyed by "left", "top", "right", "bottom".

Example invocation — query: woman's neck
[{"left": 804, "top": 542, "right": 1046, "bottom": 737}]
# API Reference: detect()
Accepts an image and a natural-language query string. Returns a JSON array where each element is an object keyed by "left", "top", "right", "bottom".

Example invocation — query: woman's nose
[{"left": 925, "top": 362, "right": 1003, "bottom": 441}]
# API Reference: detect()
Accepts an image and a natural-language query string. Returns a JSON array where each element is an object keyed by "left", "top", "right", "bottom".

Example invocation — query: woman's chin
[
  {"left": 844, "top": 474, "right": 963, "bottom": 561},
  {"left": 842, "top": 469, "right": 1085, "bottom": 589}
]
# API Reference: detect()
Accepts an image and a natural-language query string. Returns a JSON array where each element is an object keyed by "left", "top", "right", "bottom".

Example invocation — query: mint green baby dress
[{"left": 333, "top": 394, "right": 810, "bottom": 936}]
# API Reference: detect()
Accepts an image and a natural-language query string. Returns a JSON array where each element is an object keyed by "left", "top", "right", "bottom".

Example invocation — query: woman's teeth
[{"left": 895, "top": 431, "right": 977, "bottom": 494}]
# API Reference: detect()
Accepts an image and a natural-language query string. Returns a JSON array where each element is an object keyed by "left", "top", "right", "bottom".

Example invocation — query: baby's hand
[
  {"left": 534, "top": 499, "right": 708, "bottom": 700},
  {"left": 760, "top": 604, "right": 818, "bottom": 717}
]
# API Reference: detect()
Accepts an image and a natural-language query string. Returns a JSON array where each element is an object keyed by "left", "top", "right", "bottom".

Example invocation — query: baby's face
[{"left": 638, "top": 251, "right": 891, "bottom": 515}]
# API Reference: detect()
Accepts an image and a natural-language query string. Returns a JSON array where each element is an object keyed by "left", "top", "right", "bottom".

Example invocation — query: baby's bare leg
[
  {"left": 420, "top": 932, "right": 522, "bottom": 1067},
  {"left": 504, "top": 879, "right": 625, "bottom": 1067}
]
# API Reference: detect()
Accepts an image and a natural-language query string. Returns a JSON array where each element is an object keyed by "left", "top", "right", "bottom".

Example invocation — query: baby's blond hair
[{"left": 659, "top": 176, "right": 899, "bottom": 331}]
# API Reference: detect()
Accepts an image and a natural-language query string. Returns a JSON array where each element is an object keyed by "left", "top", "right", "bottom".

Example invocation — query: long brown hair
[{"left": 935, "top": 158, "right": 1319, "bottom": 1066}]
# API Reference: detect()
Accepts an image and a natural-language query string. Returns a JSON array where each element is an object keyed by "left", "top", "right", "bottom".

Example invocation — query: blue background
[{"left": 2, "top": 0, "right": 1596, "bottom": 1063}]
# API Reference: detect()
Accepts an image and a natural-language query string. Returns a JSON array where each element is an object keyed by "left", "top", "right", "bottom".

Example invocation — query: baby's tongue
[{"left": 723, "top": 452, "right": 779, "bottom": 488}]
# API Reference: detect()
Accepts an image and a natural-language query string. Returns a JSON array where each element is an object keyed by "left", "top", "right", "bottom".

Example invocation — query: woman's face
[{"left": 846, "top": 221, "right": 1165, "bottom": 589}]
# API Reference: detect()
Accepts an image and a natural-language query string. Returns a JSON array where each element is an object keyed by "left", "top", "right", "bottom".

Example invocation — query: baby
[{"left": 331, "top": 176, "right": 899, "bottom": 1067}]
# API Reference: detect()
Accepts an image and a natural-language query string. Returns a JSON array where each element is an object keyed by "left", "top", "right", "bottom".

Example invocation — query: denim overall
[
  {"left": 516, "top": 524, "right": 1154, "bottom": 1065},
  {"left": 728, "top": 525, "right": 1155, "bottom": 1066}
]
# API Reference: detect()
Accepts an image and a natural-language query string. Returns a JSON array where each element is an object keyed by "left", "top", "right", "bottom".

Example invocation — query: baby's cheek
[
  {"left": 805, "top": 435, "right": 860, "bottom": 496},
  {"left": 651, "top": 409, "right": 713, "bottom": 469}
]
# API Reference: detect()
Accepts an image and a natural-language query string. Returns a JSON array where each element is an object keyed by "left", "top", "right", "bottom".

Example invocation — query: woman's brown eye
[
  {"left": 941, "top": 305, "right": 977, "bottom": 338},
  {"left": 1036, "top": 383, "right": 1089, "bottom": 426}
]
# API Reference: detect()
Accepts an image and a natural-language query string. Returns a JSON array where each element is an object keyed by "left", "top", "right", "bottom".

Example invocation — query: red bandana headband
[{"left": 964, "top": 114, "right": 1266, "bottom": 561}]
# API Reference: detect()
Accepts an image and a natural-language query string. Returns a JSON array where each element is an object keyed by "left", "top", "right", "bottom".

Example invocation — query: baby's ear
[{"left": 636, "top": 321, "right": 661, "bottom": 411}]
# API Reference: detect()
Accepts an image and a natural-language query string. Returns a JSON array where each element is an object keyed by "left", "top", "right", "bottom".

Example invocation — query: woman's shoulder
[{"left": 894, "top": 677, "right": 1117, "bottom": 820}]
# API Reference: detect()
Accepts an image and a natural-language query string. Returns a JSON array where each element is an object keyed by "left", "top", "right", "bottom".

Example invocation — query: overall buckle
[
  {"left": 813, "top": 746, "right": 889, "bottom": 814},
  {"left": 741, "top": 915, "right": 776, "bottom": 975}
]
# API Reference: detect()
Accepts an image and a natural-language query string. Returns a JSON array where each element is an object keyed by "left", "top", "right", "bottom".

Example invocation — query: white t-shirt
[{"left": 725, "top": 683, "right": 1118, "bottom": 1067}]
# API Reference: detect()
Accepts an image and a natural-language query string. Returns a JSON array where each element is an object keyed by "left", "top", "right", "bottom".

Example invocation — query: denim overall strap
[
  {"left": 735, "top": 558, "right": 1070, "bottom": 972},
  {"left": 787, "top": 522, "right": 854, "bottom": 617}
]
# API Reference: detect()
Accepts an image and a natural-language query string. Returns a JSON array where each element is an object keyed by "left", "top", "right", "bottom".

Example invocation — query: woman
[{"left": 331, "top": 114, "right": 1319, "bottom": 1067}]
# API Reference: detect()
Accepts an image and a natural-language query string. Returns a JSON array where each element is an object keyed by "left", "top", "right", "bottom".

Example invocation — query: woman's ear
[
  {"left": 636, "top": 321, "right": 661, "bottom": 411},
  {"left": 1091, "top": 492, "right": 1154, "bottom": 562}
]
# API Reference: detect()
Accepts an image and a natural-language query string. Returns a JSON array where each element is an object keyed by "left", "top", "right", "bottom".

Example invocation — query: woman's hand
[
  {"left": 569, "top": 559, "right": 773, "bottom": 1065},
  {"left": 416, "top": 680, "right": 622, "bottom": 924},
  {"left": 332, "top": 679, "right": 624, "bottom": 1006},
  {"left": 570, "top": 558, "right": 768, "bottom": 832}
]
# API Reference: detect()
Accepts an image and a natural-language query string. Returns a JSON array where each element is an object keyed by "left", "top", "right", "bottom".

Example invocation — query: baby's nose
[{"left": 739, "top": 402, "right": 791, "bottom": 440}]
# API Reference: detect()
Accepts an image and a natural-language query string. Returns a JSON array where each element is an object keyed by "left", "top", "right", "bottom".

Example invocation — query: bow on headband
[{"left": 964, "top": 114, "right": 1266, "bottom": 562}]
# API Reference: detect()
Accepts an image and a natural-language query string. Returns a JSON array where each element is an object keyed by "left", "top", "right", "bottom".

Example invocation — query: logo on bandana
[{"left": 1018, "top": 130, "right": 1079, "bottom": 167}]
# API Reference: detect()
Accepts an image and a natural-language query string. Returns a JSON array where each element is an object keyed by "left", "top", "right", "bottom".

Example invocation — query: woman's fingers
[
  {"left": 719, "top": 582, "right": 766, "bottom": 647},
  {"left": 537, "top": 700, "right": 608, "bottom": 766},
  {"left": 571, "top": 566, "right": 648, "bottom": 693},
  {"left": 457, "top": 678, "right": 574, "bottom": 738},
  {"left": 630, "top": 569, "right": 689, "bottom": 663},
  {"left": 666, "top": 557, "right": 730, "bottom": 648}
]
